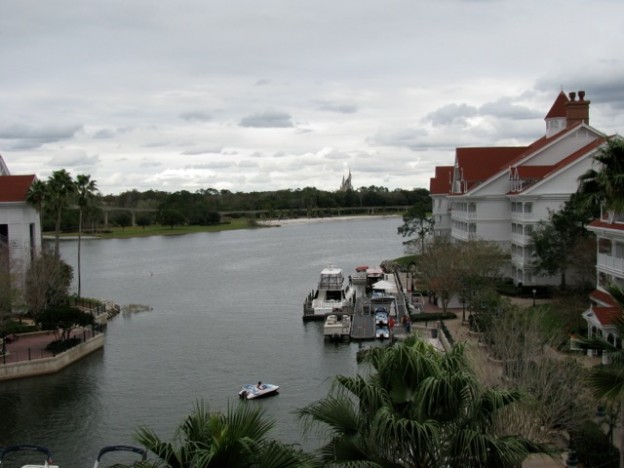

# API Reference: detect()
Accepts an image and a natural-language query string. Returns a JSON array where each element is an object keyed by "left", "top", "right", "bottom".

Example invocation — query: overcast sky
[{"left": 2, "top": 0, "right": 623, "bottom": 195}]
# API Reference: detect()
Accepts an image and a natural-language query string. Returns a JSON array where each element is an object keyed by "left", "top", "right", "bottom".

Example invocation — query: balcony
[
  {"left": 511, "top": 211, "right": 535, "bottom": 222},
  {"left": 597, "top": 253, "right": 624, "bottom": 275}
]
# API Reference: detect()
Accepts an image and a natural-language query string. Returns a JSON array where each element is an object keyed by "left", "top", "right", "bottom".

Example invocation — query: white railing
[{"left": 597, "top": 253, "right": 624, "bottom": 274}]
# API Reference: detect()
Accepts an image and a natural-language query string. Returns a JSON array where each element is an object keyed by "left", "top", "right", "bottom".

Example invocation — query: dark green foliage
[
  {"left": 530, "top": 194, "right": 595, "bottom": 289},
  {"left": 37, "top": 304, "right": 94, "bottom": 341},
  {"left": 410, "top": 311, "right": 456, "bottom": 322},
  {"left": 571, "top": 419, "right": 619, "bottom": 468},
  {"left": 45, "top": 336, "right": 81, "bottom": 353}
]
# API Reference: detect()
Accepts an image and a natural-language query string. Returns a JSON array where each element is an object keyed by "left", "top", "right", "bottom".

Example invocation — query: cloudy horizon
[{"left": 2, "top": 0, "right": 623, "bottom": 195}]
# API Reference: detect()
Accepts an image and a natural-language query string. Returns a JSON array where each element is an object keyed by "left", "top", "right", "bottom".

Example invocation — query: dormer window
[{"left": 546, "top": 117, "right": 566, "bottom": 137}]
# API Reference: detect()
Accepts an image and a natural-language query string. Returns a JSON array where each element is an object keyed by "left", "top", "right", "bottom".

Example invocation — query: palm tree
[
  {"left": 298, "top": 337, "right": 539, "bottom": 467},
  {"left": 26, "top": 178, "right": 47, "bottom": 247},
  {"left": 135, "top": 400, "right": 311, "bottom": 467},
  {"left": 75, "top": 174, "right": 98, "bottom": 298},
  {"left": 578, "top": 137, "right": 624, "bottom": 214},
  {"left": 46, "top": 169, "right": 76, "bottom": 257}
]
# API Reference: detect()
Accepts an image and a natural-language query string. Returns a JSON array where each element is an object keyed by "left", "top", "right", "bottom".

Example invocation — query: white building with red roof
[
  {"left": 430, "top": 90, "right": 608, "bottom": 287},
  {"left": 582, "top": 215, "right": 624, "bottom": 346},
  {"left": 0, "top": 155, "right": 42, "bottom": 286}
]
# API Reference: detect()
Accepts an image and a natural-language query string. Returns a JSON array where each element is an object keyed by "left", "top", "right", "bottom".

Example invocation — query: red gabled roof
[
  {"left": 509, "top": 137, "right": 606, "bottom": 194},
  {"left": 545, "top": 91, "right": 569, "bottom": 119},
  {"left": 590, "top": 289, "right": 619, "bottom": 307},
  {"left": 589, "top": 219, "right": 624, "bottom": 232},
  {"left": 456, "top": 147, "right": 526, "bottom": 192},
  {"left": 429, "top": 166, "right": 453, "bottom": 194},
  {"left": 0, "top": 175, "right": 36, "bottom": 202},
  {"left": 592, "top": 306, "right": 622, "bottom": 326}
]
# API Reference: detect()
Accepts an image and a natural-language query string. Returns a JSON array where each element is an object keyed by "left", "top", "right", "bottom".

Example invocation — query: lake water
[{"left": 0, "top": 217, "right": 406, "bottom": 466}]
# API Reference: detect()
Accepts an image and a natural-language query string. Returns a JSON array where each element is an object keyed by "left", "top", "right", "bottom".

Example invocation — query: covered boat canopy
[{"left": 372, "top": 280, "right": 397, "bottom": 293}]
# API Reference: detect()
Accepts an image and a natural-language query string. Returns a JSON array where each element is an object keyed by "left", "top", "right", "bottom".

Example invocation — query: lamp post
[
  {"left": 532, "top": 288, "right": 537, "bottom": 307},
  {"left": 461, "top": 288, "right": 466, "bottom": 324}
]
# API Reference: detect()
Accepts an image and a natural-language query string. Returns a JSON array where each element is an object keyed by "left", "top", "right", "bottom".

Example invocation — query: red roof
[
  {"left": 589, "top": 219, "right": 624, "bottom": 232},
  {"left": 455, "top": 147, "right": 526, "bottom": 192},
  {"left": 545, "top": 91, "right": 569, "bottom": 119},
  {"left": 592, "top": 306, "right": 622, "bottom": 326},
  {"left": 509, "top": 138, "right": 605, "bottom": 194},
  {"left": 590, "top": 289, "right": 619, "bottom": 307},
  {"left": 429, "top": 166, "right": 453, "bottom": 194},
  {"left": 0, "top": 175, "right": 36, "bottom": 202}
]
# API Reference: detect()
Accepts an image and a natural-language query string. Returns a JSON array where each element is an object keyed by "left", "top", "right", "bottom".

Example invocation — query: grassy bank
[{"left": 54, "top": 218, "right": 257, "bottom": 239}]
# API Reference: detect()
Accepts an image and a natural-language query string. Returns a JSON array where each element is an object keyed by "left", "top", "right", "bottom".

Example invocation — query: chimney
[{"left": 565, "top": 90, "right": 590, "bottom": 127}]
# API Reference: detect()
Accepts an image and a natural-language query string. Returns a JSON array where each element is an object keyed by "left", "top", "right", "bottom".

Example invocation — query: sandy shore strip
[{"left": 258, "top": 214, "right": 401, "bottom": 226}]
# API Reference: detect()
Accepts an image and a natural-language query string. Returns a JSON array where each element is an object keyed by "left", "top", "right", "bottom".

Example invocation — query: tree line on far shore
[{"left": 40, "top": 183, "right": 431, "bottom": 234}]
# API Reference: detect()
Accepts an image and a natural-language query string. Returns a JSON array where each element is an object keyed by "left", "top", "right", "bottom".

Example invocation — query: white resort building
[
  {"left": 430, "top": 90, "right": 608, "bottom": 287},
  {"left": 0, "top": 155, "right": 42, "bottom": 287}
]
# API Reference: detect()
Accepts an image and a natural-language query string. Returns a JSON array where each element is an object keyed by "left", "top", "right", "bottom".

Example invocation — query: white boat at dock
[
  {"left": 323, "top": 314, "right": 351, "bottom": 341},
  {"left": 303, "top": 266, "right": 355, "bottom": 320}
]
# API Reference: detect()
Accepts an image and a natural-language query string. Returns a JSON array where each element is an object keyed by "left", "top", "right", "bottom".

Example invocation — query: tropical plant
[
  {"left": 530, "top": 195, "right": 594, "bottom": 289},
  {"left": 297, "top": 337, "right": 540, "bottom": 467},
  {"left": 26, "top": 177, "right": 48, "bottom": 246},
  {"left": 135, "top": 400, "right": 312, "bottom": 468},
  {"left": 46, "top": 169, "right": 76, "bottom": 256},
  {"left": 578, "top": 137, "right": 624, "bottom": 214},
  {"left": 75, "top": 174, "right": 98, "bottom": 297}
]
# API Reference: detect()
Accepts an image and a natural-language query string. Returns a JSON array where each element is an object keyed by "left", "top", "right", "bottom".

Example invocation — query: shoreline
[{"left": 258, "top": 214, "right": 401, "bottom": 226}]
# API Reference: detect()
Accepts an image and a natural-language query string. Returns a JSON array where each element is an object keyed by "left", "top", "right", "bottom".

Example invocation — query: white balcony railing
[{"left": 597, "top": 253, "right": 624, "bottom": 275}]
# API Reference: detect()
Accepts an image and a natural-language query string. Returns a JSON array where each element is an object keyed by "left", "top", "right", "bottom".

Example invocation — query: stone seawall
[{"left": 0, "top": 334, "right": 105, "bottom": 382}]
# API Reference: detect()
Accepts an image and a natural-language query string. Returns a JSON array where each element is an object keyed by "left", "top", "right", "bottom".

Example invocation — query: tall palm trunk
[
  {"left": 54, "top": 209, "right": 62, "bottom": 257},
  {"left": 78, "top": 209, "right": 83, "bottom": 298}
]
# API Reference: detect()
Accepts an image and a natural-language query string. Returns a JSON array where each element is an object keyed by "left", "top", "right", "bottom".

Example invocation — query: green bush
[
  {"left": 571, "top": 419, "right": 619, "bottom": 468},
  {"left": 411, "top": 311, "right": 457, "bottom": 322},
  {"left": 4, "top": 320, "right": 37, "bottom": 334}
]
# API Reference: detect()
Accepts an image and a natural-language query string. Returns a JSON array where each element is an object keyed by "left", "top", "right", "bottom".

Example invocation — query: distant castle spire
[{"left": 340, "top": 168, "right": 353, "bottom": 191}]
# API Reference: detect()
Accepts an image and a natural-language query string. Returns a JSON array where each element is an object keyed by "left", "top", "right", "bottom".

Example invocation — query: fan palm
[
  {"left": 298, "top": 337, "right": 539, "bottom": 467},
  {"left": 578, "top": 137, "right": 624, "bottom": 214},
  {"left": 75, "top": 174, "right": 98, "bottom": 297},
  {"left": 46, "top": 169, "right": 76, "bottom": 257},
  {"left": 135, "top": 400, "right": 311, "bottom": 467}
]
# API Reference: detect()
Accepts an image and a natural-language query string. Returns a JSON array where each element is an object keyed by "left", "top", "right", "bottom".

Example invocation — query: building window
[{"left": 599, "top": 238, "right": 612, "bottom": 254}]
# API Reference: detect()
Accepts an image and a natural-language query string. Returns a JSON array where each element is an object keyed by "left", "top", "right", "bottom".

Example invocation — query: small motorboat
[
  {"left": 376, "top": 326, "right": 391, "bottom": 340},
  {"left": 375, "top": 310, "right": 389, "bottom": 326},
  {"left": 0, "top": 444, "right": 59, "bottom": 468},
  {"left": 239, "top": 382, "right": 279, "bottom": 400},
  {"left": 93, "top": 445, "right": 147, "bottom": 468}
]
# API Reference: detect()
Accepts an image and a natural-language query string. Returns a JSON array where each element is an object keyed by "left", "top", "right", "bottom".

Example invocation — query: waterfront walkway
[{"left": 1, "top": 327, "right": 97, "bottom": 365}]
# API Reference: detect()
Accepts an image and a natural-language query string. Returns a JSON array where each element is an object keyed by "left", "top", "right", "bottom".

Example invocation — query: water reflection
[{"left": 0, "top": 217, "right": 404, "bottom": 464}]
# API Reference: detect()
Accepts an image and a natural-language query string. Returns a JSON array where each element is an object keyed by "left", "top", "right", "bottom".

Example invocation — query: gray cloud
[
  {"left": 239, "top": 111, "right": 294, "bottom": 128},
  {"left": 0, "top": 124, "right": 82, "bottom": 150},
  {"left": 181, "top": 146, "right": 223, "bottom": 155},
  {"left": 179, "top": 111, "right": 212, "bottom": 122},
  {"left": 423, "top": 103, "right": 479, "bottom": 126},
  {"left": 479, "top": 97, "right": 541, "bottom": 119},
  {"left": 317, "top": 102, "right": 359, "bottom": 114}
]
